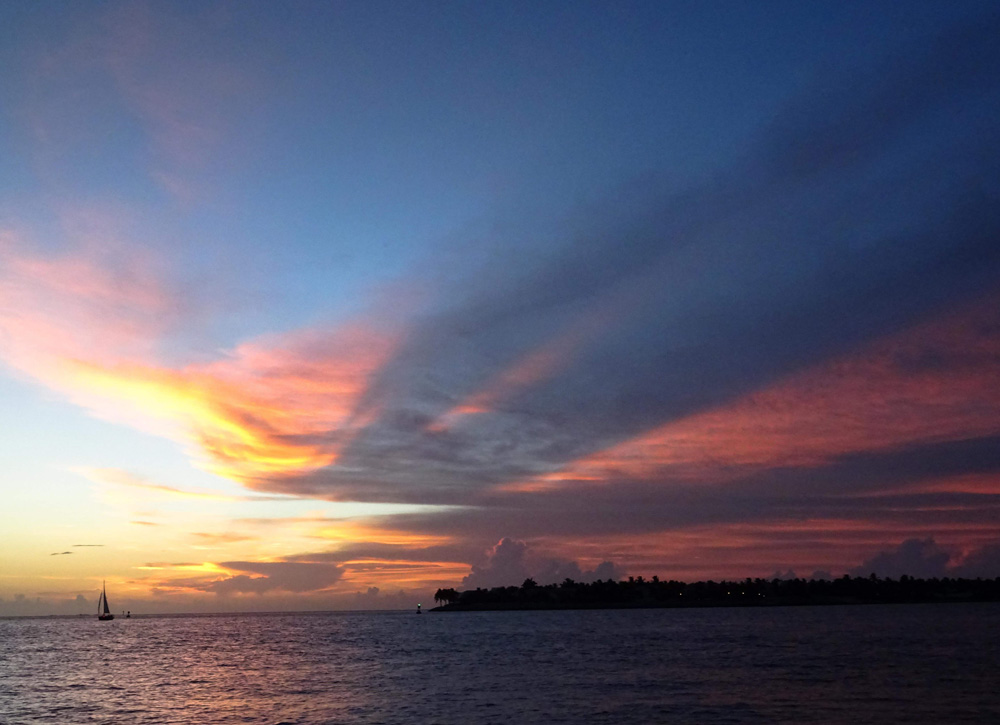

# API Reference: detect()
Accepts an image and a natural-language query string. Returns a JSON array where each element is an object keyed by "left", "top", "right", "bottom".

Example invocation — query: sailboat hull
[{"left": 98, "top": 614, "right": 115, "bottom": 621}]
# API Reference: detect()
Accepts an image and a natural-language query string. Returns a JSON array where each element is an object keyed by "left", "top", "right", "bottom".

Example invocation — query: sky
[{"left": 2, "top": 1, "right": 1000, "bottom": 616}]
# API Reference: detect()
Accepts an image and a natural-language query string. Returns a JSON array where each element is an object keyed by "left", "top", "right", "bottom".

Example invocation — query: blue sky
[{"left": 2, "top": 1, "right": 1000, "bottom": 614}]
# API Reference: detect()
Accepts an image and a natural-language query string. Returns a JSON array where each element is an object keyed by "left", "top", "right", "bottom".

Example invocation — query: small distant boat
[{"left": 97, "top": 581, "right": 114, "bottom": 621}]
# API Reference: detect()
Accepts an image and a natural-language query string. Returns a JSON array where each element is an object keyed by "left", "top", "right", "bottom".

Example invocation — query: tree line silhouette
[{"left": 433, "top": 574, "right": 1000, "bottom": 611}]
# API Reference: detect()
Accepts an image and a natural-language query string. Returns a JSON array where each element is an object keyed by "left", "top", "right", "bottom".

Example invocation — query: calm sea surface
[{"left": 2, "top": 603, "right": 998, "bottom": 724}]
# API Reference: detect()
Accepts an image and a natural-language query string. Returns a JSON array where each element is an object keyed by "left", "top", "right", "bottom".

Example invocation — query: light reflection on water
[{"left": 2, "top": 604, "right": 999, "bottom": 724}]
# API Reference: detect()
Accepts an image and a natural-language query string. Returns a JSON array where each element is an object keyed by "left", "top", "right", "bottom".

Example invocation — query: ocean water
[{"left": 2, "top": 603, "right": 998, "bottom": 724}]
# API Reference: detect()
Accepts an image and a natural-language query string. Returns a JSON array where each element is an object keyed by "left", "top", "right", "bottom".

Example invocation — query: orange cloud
[
  {"left": 506, "top": 293, "right": 1000, "bottom": 491},
  {"left": 311, "top": 521, "right": 453, "bottom": 548},
  {"left": 338, "top": 560, "right": 470, "bottom": 589},
  {"left": 65, "top": 326, "right": 395, "bottom": 480},
  {"left": 190, "top": 532, "right": 257, "bottom": 546},
  {"left": 0, "top": 234, "right": 397, "bottom": 482}
]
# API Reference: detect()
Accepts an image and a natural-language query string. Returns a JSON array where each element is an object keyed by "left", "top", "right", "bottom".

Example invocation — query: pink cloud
[
  {"left": 0, "top": 230, "right": 174, "bottom": 374},
  {"left": 507, "top": 292, "right": 1000, "bottom": 491},
  {"left": 0, "top": 232, "right": 397, "bottom": 481}
]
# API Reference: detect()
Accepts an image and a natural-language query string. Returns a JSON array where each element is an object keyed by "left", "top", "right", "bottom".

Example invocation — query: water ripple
[{"left": 1, "top": 605, "right": 999, "bottom": 724}]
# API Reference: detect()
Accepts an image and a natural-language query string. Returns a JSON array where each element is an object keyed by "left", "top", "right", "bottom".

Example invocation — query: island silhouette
[{"left": 432, "top": 574, "right": 1000, "bottom": 611}]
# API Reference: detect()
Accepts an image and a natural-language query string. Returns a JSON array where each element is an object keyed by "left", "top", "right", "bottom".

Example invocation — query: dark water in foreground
[{"left": 2, "top": 603, "right": 999, "bottom": 724}]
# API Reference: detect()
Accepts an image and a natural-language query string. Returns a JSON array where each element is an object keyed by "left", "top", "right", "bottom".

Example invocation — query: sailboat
[{"left": 97, "top": 581, "right": 114, "bottom": 621}]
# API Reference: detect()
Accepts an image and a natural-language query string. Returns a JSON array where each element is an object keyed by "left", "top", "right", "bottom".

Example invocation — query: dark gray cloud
[
  {"left": 331, "top": 434, "right": 1000, "bottom": 554},
  {"left": 215, "top": 13, "right": 1000, "bottom": 581},
  {"left": 258, "top": 12, "right": 1000, "bottom": 512},
  {"left": 460, "top": 537, "right": 529, "bottom": 589},
  {"left": 954, "top": 542, "right": 1000, "bottom": 578},
  {"left": 850, "top": 538, "right": 952, "bottom": 579},
  {"left": 284, "top": 542, "right": 477, "bottom": 566},
  {"left": 459, "top": 537, "right": 623, "bottom": 590},
  {"left": 772, "top": 538, "right": 1000, "bottom": 581},
  {"left": 205, "top": 561, "right": 344, "bottom": 595}
]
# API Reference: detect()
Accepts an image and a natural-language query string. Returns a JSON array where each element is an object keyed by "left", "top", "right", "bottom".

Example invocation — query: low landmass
[{"left": 432, "top": 574, "right": 1000, "bottom": 611}]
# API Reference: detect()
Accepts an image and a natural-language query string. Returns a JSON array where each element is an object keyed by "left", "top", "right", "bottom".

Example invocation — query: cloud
[
  {"left": 771, "top": 570, "right": 798, "bottom": 581},
  {"left": 191, "top": 532, "right": 255, "bottom": 546},
  {"left": 1, "top": 226, "right": 403, "bottom": 486},
  {"left": 206, "top": 561, "right": 345, "bottom": 595},
  {"left": 10, "top": 12, "right": 1000, "bottom": 509},
  {"left": 0, "top": 230, "right": 176, "bottom": 379},
  {"left": 78, "top": 468, "right": 298, "bottom": 505},
  {"left": 459, "top": 537, "right": 623, "bottom": 589},
  {"left": 50, "top": 551, "right": 73, "bottom": 556},
  {"left": 19, "top": 2, "right": 273, "bottom": 202},
  {"left": 953, "top": 541, "right": 1000, "bottom": 578},
  {"left": 851, "top": 538, "right": 1000, "bottom": 580},
  {"left": 533, "top": 559, "right": 623, "bottom": 585},
  {"left": 460, "top": 538, "right": 529, "bottom": 589},
  {"left": 503, "top": 295, "right": 1000, "bottom": 493},
  {"left": 57, "top": 323, "right": 396, "bottom": 482},
  {"left": 5, "top": 11, "right": 1000, "bottom": 589},
  {"left": 850, "top": 538, "right": 952, "bottom": 579},
  {"left": 250, "top": 12, "right": 1000, "bottom": 513},
  {"left": 78, "top": 468, "right": 244, "bottom": 501}
]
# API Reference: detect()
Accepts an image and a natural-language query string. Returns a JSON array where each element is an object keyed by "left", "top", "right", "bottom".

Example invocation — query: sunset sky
[{"left": 3, "top": 1, "right": 1000, "bottom": 616}]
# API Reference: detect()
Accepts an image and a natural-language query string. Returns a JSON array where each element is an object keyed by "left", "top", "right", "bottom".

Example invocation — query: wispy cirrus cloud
[
  {"left": 0, "top": 229, "right": 175, "bottom": 375},
  {"left": 98, "top": 2, "right": 272, "bottom": 197},
  {"left": 75, "top": 468, "right": 278, "bottom": 502},
  {"left": 190, "top": 532, "right": 256, "bottom": 546},
  {"left": 16, "top": 2, "right": 271, "bottom": 204}
]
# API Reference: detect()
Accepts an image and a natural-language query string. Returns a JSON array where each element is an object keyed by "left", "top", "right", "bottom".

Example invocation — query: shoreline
[
  {"left": 432, "top": 575, "right": 1000, "bottom": 612},
  {"left": 431, "top": 597, "right": 998, "bottom": 612}
]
